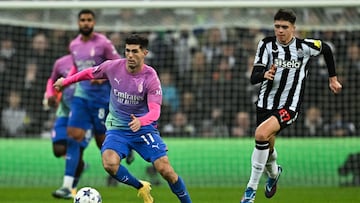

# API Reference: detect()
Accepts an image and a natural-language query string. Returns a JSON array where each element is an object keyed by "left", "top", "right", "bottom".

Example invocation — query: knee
[
  {"left": 102, "top": 150, "right": 120, "bottom": 175},
  {"left": 156, "top": 164, "right": 177, "bottom": 182},
  {"left": 254, "top": 131, "right": 268, "bottom": 141},
  {"left": 53, "top": 144, "right": 66, "bottom": 158},
  {"left": 102, "top": 160, "right": 120, "bottom": 175},
  {"left": 67, "top": 128, "right": 85, "bottom": 141}
]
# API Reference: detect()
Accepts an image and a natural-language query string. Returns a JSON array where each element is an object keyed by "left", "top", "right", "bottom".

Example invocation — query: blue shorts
[
  {"left": 51, "top": 117, "right": 68, "bottom": 144},
  {"left": 52, "top": 117, "right": 91, "bottom": 148},
  {"left": 101, "top": 129, "right": 168, "bottom": 163},
  {"left": 68, "top": 96, "right": 108, "bottom": 135}
]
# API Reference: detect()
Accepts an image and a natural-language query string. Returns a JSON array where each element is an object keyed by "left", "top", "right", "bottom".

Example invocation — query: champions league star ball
[{"left": 74, "top": 187, "right": 102, "bottom": 203}]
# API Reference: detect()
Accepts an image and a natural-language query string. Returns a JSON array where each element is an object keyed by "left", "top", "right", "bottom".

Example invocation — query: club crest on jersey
[
  {"left": 297, "top": 48, "right": 304, "bottom": 58},
  {"left": 90, "top": 47, "right": 95, "bottom": 57},
  {"left": 274, "top": 58, "right": 301, "bottom": 69},
  {"left": 138, "top": 81, "right": 143, "bottom": 93}
]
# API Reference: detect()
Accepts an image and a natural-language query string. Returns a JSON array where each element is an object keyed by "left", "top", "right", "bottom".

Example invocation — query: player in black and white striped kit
[{"left": 240, "top": 9, "right": 342, "bottom": 203}]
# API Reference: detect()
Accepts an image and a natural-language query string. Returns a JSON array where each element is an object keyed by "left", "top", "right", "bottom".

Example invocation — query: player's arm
[
  {"left": 54, "top": 68, "right": 95, "bottom": 91},
  {"left": 138, "top": 102, "right": 161, "bottom": 126},
  {"left": 45, "top": 78, "right": 56, "bottom": 98},
  {"left": 67, "top": 65, "right": 78, "bottom": 77},
  {"left": 321, "top": 42, "right": 342, "bottom": 94},
  {"left": 129, "top": 103, "right": 161, "bottom": 132},
  {"left": 128, "top": 77, "right": 162, "bottom": 132},
  {"left": 250, "top": 65, "right": 266, "bottom": 84},
  {"left": 137, "top": 79, "right": 162, "bottom": 126},
  {"left": 44, "top": 60, "right": 63, "bottom": 107},
  {"left": 250, "top": 64, "right": 276, "bottom": 84},
  {"left": 44, "top": 78, "right": 60, "bottom": 108}
]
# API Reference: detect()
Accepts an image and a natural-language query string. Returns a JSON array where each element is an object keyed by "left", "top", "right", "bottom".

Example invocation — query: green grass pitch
[
  {"left": 0, "top": 186, "right": 359, "bottom": 203},
  {"left": 1, "top": 138, "right": 360, "bottom": 202}
]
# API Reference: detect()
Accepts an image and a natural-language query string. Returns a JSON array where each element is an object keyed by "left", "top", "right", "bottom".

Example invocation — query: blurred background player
[
  {"left": 44, "top": 54, "right": 92, "bottom": 199},
  {"left": 52, "top": 9, "right": 122, "bottom": 198},
  {"left": 54, "top": 33, "right": 192, "bottom": 203},
  {"left": 240, "top": 9, "right": 342, "bottom": 203},
  {"left": 67, "top": 9, "right": 120, "bottom": 147}
]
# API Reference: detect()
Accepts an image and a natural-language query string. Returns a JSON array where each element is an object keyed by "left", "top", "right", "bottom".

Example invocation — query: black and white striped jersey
[{"left": 254, "top": 36, "right": 323, "bottom": 112}]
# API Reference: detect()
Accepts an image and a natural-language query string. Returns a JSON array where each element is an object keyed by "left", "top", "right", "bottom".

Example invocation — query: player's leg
[
  {"left": 263, "top": 108, "right": 297, "bottom": 199},
  {"left": 265, "top": 137, "right": 280, "bottom": 179},
  {"left": 90, "top": 103, "right": 121, "bottom": 187},
  {"left": 50, "top": 118, "right": 79, "bottom": 199},
  {"left": 55, "top": 97, "right": 92, "bottom": 199},
  {"left": 241, "top": 116, "right": 279, "bottom": 203},
  {"left": 264, "top": 143, "right": 283, "bottom": 198},
  {"left": 135, "top": 129, "right": 191, "bottom": 203},
  {"left": 102, "top": 149, "right": 143, "bottom": 188},
  {"left": 89, "top": 103, "right": 108, "bottom": 150},
  {"left": 67, "top": 97, "right": 92, "bottom": 142},
  {"left": 72, "top": 130, "right": 92, "bottom": 191},
  {"left": 51, "top": 117, "right": 68, "bottom": 158},
  {"left": 72, "top": 147, "right": 85, "bottom": 189},
  {"left": 153, "top": 156, "right": 192, "bottom": 203},
  {"left": 52, "top": 140, "right": 67, "bottom": 158},
  {"left": 101, "top": 130, "right": 151, "bottom": 202},
  {"left": 51, "top": 117, "right": 74, "bottom": 199}
]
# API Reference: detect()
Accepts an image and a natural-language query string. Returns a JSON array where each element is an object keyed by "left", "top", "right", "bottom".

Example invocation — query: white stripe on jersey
[{"left": 254, "top": 37, "right": 322, "bottom": 112}]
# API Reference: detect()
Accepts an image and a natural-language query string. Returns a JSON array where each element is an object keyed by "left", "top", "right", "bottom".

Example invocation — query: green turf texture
[
  {"left": 1, "top": 186, "right": 359, "bottom": 203},
  {"left": 1, "top": 138, "right": 360, "bottom": 187},
  {"left": 1, "top": 138, "right": 360, "bottom": 202}
]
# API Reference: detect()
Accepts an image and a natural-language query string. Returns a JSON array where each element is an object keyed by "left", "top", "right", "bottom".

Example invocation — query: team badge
[
  {"left": 297, "top": 48, "right": 304, "bottom": 58},
  {"left": 90, "top": 47, "right": 95, "bottom": 57},
  {"left": 138, "top": 81, "right": 143, "bottom": 93}
]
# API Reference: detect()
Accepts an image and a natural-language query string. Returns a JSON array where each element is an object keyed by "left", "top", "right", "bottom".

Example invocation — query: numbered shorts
[
  {"left": 68, "top": 96, "right": 108, "bottom": 135},
  {"left": 102, "top": 129, "right": 168, "bottom": 163},
  {"left": 51, "top": 116, "right": 91, "bottom": 148},
  {"left": 256, "top": 107, "right": 298, "bottom": 130}
]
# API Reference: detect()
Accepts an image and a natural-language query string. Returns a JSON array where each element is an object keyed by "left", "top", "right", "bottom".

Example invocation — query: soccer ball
[{"left": 73, "top": 187, "right": 102, "bottom": 203}]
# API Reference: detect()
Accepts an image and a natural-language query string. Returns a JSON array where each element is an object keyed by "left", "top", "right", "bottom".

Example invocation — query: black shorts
[{"left": 256, "top": 107, "right": 298, "bottom": 130}]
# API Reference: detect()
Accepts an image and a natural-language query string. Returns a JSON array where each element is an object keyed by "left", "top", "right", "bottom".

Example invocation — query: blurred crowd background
[{"left": 0, "top": 5, "right": 359, "bottom": 138}]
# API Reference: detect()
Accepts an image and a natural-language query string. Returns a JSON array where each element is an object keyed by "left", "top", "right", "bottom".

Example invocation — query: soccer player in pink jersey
[
  {"left": 54, "top": 34, "right": 192, "bottom": 203},
  {"left": 44, "top": 54, "right": 91, "bottom": 199},
  {"left": 52, "top": 9, "right": 122, "bottom": 199},
  {"left": 67, "top": 9, "right": 120, "bottom": 151}
]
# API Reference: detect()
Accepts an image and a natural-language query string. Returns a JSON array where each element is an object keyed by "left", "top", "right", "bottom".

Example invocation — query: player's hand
[
  {"left": 47, "top": 96, "right": 58, "bottom": 108},
  {"left": 129, "top": 114, "right": 141, "bottom": 132},
  {"left": 53, "top": 77, "right": 65, "bottom": 91},
  {"left": 329, "top": 76, "right": 342, "bottom": 94},
  {"left": 264, "top": 64, "right": 277, "bottom": 80}
]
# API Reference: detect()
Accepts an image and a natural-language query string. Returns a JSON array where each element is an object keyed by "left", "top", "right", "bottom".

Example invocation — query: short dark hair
[
  {"left": 125, "top": 34, "right": 149, "bottom": 49},
  {"left": 78, "top": 9, "right": 96, "bottom": 19},
  {"left": 274, "top": 9, "right": 296, "bottom": 24}
]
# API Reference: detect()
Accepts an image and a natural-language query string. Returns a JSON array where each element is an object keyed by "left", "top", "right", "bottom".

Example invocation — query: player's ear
[{"left": 143, "top": 49, "right": 148, "bottom": 56}]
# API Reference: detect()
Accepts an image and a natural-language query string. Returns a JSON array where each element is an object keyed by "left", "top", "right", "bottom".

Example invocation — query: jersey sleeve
[
  {"left": 46, "top": 60, "right": 62, "bottom": 97},
  {"left": 254, "top": 39, "right": 269, "bottom": 67},
  {"left": 304, "top": 38, "right": 322, "bottom": 57},
  {"left": 91, "top": 60, "right": 114, "bottom": 79},
  {"left": 147, "top": 73, "right": 162, "bottom": 105},
  {"left": 104, "top": 39, "right": 121, "bottom": 60}
]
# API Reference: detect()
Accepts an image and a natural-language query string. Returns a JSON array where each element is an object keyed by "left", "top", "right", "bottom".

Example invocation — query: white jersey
[{"left": 254, "top": 36, "right": 322, "bottom": 112}]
